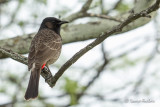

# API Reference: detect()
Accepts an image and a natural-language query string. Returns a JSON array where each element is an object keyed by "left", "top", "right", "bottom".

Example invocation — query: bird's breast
[{"left": 46, "top": 49, "right": 61, "bottom": 65}]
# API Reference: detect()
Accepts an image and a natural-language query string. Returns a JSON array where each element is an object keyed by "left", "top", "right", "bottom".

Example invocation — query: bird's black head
[{"left": 39, "top": 17, "right": 69, "bottom": 35}]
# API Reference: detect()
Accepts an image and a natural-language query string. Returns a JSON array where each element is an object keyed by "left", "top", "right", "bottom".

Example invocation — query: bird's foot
[
  {"left": 42, "top": 66, "right": 49, "bottom": 73},
  {"left": 41, "top": 66, "right": 52, "bottom": 82}
]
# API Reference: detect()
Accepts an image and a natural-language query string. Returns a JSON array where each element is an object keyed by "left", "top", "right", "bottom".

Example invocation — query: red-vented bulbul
[{"left": 25, "top": 17, "right": 68, "bottom": 100}]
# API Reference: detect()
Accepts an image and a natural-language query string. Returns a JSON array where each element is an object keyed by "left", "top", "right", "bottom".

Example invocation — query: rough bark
[
  {"left": 0, "top": 0, "right": 159, "bottom": 88},
  {"left": 0, "top": 0, "right": 157, "bottom": 59}
]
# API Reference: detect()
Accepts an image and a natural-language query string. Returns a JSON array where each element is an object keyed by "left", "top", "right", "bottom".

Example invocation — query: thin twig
[
  {"left": 0, "top": 0, "right": 9, "bottom": 4},
  {"left": 0, "top": 0, "right": 159, "bottom": 88},
  {"left": 123, "top": 43, "right": 158, "bottom": 99},
  {"left": 0, "top": 47, "right": 28, "bottom": 64},
  {"left": 51, "top": 0, "right": 160, "bottom": 87},
  {"left": 110, "top": 39, "right": 149, "bottom": 61},
  {"left": 77, "top": 43, "right": 109, "bottom": 100},
  {"left": 1, "top": 1, "right": 21, "bottom": 29},
  {"left": 106, "top": 0, "right": 123, "bottom": 14},
  {"left": 100, "top": 0, "right": 104, "bottom": 14},
  {"left": 0, "top": 47, "right": 54, "bottom": 87},
  {"left": 65, "top": 0, "right": 93, "bottom": 22},
  {"left": 11, "top": 71, "right": 28, "bottom": 107},
  {"left": 133, "top": 46, "right": 157, "bottom": 94},
  {"left": 80, "top": 0, "right": 93, "bottom": 12},
  {"left": 130, "top": 17, "right": 160, "bottom": 95},
  {"left": 86, "top": 13, "right": 122, "bottom": 22}
]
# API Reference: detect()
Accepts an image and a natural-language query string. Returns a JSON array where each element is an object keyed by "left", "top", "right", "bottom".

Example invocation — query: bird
[{"left": 24, "top": 17, "right": 68, "bottom": 100}]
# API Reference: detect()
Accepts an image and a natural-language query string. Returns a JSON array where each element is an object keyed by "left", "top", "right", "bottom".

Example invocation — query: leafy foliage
[
  {"left": 63, "top": 77, "right": 79, "bottom": 105},
  {"left": 116, "top": 2, "right": 130, "bottom": 13}
]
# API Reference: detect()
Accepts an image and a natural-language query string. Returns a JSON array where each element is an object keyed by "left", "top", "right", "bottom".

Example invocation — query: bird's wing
[
  {"left": 28, "top": 29, "right": 62, "bottom": 70},
  {"left": 34, "top": 29, "right": 62, "bottom": 66},
  {"left": 28, "top": 37, "right": 36, "bottom": 70}
]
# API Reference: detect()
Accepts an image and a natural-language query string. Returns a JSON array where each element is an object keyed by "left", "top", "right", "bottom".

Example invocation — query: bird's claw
[
  {"left": 41, "top": 66, "right": 52, "bottom": 82},
  {"left": 42, "top": 66, "right": 49, "bottom": 74}
]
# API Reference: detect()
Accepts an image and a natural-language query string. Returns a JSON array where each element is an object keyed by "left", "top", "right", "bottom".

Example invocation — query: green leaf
[
  {"left": 18, "top": 21, "right": 24, "bottom": 27},
  {"left": 8, "top": 73, "right": 18, "bottom": 84},
  {"left": 116, "top": 2, "right": 130, "bottom": 13},
  {"left": 70, "top": 93, "right": 77, "bottom": 105},
  {"left": 62, "top": 77, "right": 80, "bottom": 105},
  {"left": 63, "top": 77, "right": 79, "bottom": 94},
  {"left": 32, "top": 13, "right": 38, "bottom": 19},
  {"left": 0, "top": 87, "right": 6, "bottom": 93},
  {"left": 19, "top": 0, "right": 24, "bottom": 3}
]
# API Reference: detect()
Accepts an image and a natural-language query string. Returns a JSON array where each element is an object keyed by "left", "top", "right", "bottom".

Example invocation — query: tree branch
[
  {"left": 0, "top": 47, "right": 55, "bottom": 87},
  {"left": 132, "top": 45, "right": 157, "bottom": 95},
  {"left": 50, "top": 0, "right": 160, "bottom": 87},
  {"left": 0, "top": 0, "right": 10, "bottom": 4},
  {"left": 0, "top": 0, "right": 157, "bottom": 59},
  {"left": 85, "top": 13, "right": 122, "bottom": 22},
  {"left": 64, "top": 0, "right": 93, "bottom": 22},
  {"left": 76, "top": 43, "right": 109, "bottom": 101},
  {"left": 80, "top": 0, "right": 93, "bottom": 12},
  {"left": 106, "top": 0, "right": 122, "bottom": 14},
  {"left": 0, "top": 47, "right": 28, "bottom": 64},
  {"left": 0, "top": 0, "right": 159, "bottom": 88}
]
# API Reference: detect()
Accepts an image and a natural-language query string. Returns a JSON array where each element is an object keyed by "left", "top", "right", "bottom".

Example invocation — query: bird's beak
[{"left": 59, "top": 21, "right": 69, "bottom": 25}]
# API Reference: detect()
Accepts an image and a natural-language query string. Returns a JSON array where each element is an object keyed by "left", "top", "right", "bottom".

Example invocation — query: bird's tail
[{"left": 24, "top": 67, "right": 41, "bottom": 100}]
